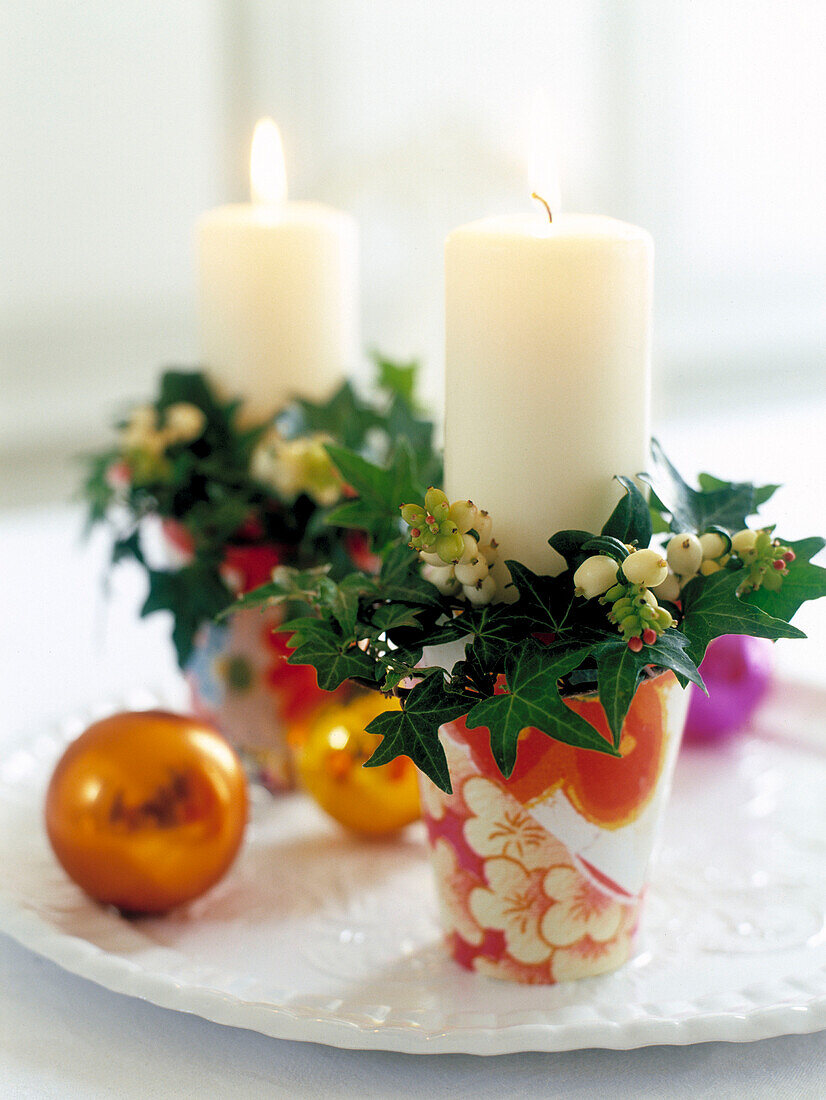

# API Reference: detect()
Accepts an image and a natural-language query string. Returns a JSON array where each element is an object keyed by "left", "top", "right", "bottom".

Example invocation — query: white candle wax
[
  {"left": 445, "top": 212, "right": 653, "bottom": 580},
  {"left": 197, "top": 122, "right": 359, "bottom": 419}
]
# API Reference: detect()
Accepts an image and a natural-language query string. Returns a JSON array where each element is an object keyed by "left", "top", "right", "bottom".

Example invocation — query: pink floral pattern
[
  {"left": 429, "top": 839, "right": 483, "bottom": 947},
  {"left": 421, "top": 724, "right": 643, "bottom": 984}
]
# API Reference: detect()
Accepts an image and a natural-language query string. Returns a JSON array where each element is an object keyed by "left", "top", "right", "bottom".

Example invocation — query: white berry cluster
[
  {"left": 573, "top": 547, "right": 674, "bottom": 651},
  {"left": 730, "top": 527, "right": 795, "bottom": 595},
  {"left": 117, "top": 402, "right": 207, "bottom": 483},
  {"left": 649, "top": 530, "right": 731, "bottom": 602},
  {"left": 251, "top": 430, "right": 343, "bottom": 507},
  {"left": 121, "top": 402, "right": 206, "bottom": 455},
  {"left": 400, "top": 488, "right": 499, "bottom": 606}
]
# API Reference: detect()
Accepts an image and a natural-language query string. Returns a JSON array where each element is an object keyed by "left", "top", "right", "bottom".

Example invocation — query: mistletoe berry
[
  {"left": 699, "top": 531, "right": 730, "bottom": 560},
  {"left": 455, "top": 555, "right": 489, "bottom": 586},
  {"left": 731, "top": 528, "right": 758, "bottom": 555},
  {"left": 424, "top": 487, "right": 450, "bottom": 524},
  {"left": 434, "top": 527, "right": 465, "bottom": 564},
  {"left": 418, "top": 549, "right": 443, "bottom": 566},
  {"left": 401, "top": 504, "right": 427, "bottom": 528},
  {"left": 399, "top": 486, "right": 501, "bottom": 595},
  {"left": 463, "top": 572, "right": 496, "bottom": 606},
  {"left": 666, "top": 532, "right": 703, "bottom": 576},
  {"left": 421, "top": 562, "right": 461, "bottom": 596},
  {"left": 652, "top": 570, "right": 681, "bottom": 602},
  {"left": 573, "top": 554, "right": 619, "bottom": 598},
  {"left": 475, "top": 510, "right": 493, "bottom": 543},
  {"left": 448, "top": 499, "right": 478, "bottom": 534},
  {"left": 730, "top": 526, "right": 796, "bottom": 596},
  {"left": 621, "top": 548, "right": 669, "bottom": 588},
  {"left": 458, "top": 533, "right": 479, "bottom": 563},
  {"left": 478, "top": 539, "right": 498, "bottom": 565}
]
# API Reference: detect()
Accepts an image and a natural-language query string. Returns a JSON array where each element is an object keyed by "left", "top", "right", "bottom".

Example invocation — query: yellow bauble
[
  {"left": 298, "top": 693, "right": 421, "bottom": 835},
  {"left": 45, "top": 711, "right": 248, "bottom": 914}
]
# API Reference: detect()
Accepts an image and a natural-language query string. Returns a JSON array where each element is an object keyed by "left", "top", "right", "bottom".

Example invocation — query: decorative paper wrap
[
  {"left": 162, "top": 523, "right": 343, "bottom": 793},
  {"left": 418, "top": 671, "right": 689, "bottom": 984}
]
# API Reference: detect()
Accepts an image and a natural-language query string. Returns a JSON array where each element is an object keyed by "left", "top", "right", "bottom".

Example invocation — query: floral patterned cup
[
  {"left": 418, "top": 671, "right": 689, "bottom": 983},
  {"left": 162, "top": 522, "right": 345, "bottom": 793}
]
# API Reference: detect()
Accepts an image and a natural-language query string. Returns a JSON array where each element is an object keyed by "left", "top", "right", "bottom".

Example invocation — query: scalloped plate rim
[{"left": 2, "top": 689, "right": 826, "bottom": 1055}]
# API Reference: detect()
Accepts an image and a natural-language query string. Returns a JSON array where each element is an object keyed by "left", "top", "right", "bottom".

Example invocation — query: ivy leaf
[
  {"left": 642, "top": 629, "right": 706, "bottom": 691},
  {"left": 463, "top": 602, "right": 536, "bottom": 667},
  {"left": 376, "top": 648, "right": 425, "bottom": 693},
  {"left": 594, "top": 643, "right": 648, "bottom": 749},
  {"left": 547, "top": 529, "right": 594, "bottom": 568},
  {"left": 649, "top": 507, "right": 672, "bottom": 535},
  {"left": 157, "top": 369, "right": 227, "bottom": 426},
  {"left": 287, "top": 630, "right": 377, "bottom": 691},
  {"left": 465, "top": 642, "right": 619, "bottom": 779},
  {"left": 378, "top": 541, "right": 444, "bottom": 607},
  {"left": 222, "top": 566, "right": 330, "bottom": 617},
  {"left": 747, "top": 537, "right": 826, "bottom": 622},
  {"left": 365, "top": 673, "right": 470, "bottom": 792},
  {"left": 698, "top": 472, "right": 781, "bottom": 510},
  {"left": 601, "top": 476, "right": 653, "bottom": 548},
  {"left": 318, "top": 573, "right": 377, "bottom": 636},
  {"left": 641, "top": 439, "right": 769, "bottom": 534},
  {"left": 142, "top": 564, "right": 230, "bottom": 666},
  {"left": 325, "top": 440, "right": 416, "bottom": 506},
  {"left": 375, "top": 354, "right": 418, "bottom": 404},
  {"left": 505, "top": 561, "right": 574, "bottom": 633},
  {"left": 325, "top": 498, "right": 379, "bottom": 531},
  {"left": 385, "top": 394, "right": 437, "bottom": 471},
  {"left": 370, "top": 602, "right": 424, "bottom": 633},
  {"left": 680, "top": 569, "right": 806, "bottom": 667},
  {"left": 289, "top": 381, "right": 380, "bottom": 451},
  {"left": 325, "top": 439, "right": 422, "bottom": 546},
  {"left": 111, "top": 528, "right": 145, "bottom": 567},
  {"left": 594, "top": 631, "right": 703, "bottom": 748},
  {"left": 279, "top": 615, "right": 332, "bottom": 641}
]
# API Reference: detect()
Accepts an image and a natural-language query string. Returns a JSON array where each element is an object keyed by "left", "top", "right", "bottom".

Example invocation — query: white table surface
[{"left": 3, "top": 404, "right": 826, "bottom": 1097}]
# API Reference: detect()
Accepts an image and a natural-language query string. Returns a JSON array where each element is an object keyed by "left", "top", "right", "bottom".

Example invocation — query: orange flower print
[
  {"left": 463, "top": 777, "right": 571, "bottom": 871},
  {"left": 551, "top": 933, "right": 632, "bottom": 982},
  {"left": 430, "top": 838, "right": 483, "bottom": 947},
  {"left": 469, "top": 858, "right": 553, "bottom": 965},
  {"left": 540, "top": 866, "right": 623, "bottom": 948}
]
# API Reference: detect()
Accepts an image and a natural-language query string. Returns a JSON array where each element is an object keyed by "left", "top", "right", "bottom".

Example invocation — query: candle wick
[{"left": 531, "top": 193, "right": 553, "bottom": 224}]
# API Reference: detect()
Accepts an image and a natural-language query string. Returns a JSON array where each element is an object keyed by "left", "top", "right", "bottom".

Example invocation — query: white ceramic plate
[{"left": 2, "top": 685, "right": 826, "bottom": 1055}]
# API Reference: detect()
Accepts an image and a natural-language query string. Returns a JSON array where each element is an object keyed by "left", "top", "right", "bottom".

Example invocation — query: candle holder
[
  {"left": 420, "top": 670, "right": 688, "bottom": 982},
  {"left": 231, "top": 438, "right": 826, "bottom": 981},
  {"left": 81, "top": 359, "right": 440, "bottom": 792}
]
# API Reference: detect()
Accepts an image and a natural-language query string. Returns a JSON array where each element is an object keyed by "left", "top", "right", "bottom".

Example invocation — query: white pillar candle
[
  {"left": 444, "top": 209, "right": 653, "bottom": 581},
  {"left": 197, "top": 119, "right": 359, "bottom": 420}
]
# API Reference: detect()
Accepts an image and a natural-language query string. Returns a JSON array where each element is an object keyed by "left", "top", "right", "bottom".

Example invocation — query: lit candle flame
[
  {"left": 528, "top": 93, "right": 562, "bottom": 220},
  {"left": 250, "top": 118, "right": 287, "bottom": 205}
]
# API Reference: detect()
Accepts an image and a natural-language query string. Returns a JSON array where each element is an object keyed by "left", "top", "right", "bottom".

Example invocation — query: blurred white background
[{"left": 2, "top": 0, "right": 825, "bottom": 505}]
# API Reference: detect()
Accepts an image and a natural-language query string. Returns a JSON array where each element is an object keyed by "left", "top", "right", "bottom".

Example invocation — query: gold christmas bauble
[
  {"left": 298, "top": 694, "right": 420, "bottom": 835},
  {"left": 45, "top": 710, "right": 247, "bottom": 914}
]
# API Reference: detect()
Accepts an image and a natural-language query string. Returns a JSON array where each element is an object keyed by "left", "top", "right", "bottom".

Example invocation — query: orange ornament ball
[
  {"left": 45, "top": 710, "right": 248, "bottom": 914},
  {"left": 298, "top": 693, "right": 421, "bottom": 836}
]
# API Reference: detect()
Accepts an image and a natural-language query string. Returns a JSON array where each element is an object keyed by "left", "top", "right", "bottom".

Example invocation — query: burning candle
[
  {"left": 444, "top": 118, "right": 653, "bottom": 580},
  {"left": 197, "top": 119, "right": 359, "bottom": 419}
]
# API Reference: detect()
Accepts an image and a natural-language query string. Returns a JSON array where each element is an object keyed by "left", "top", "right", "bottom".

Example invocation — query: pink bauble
[{"left": 684, "top": 634, "right": 774, "bottom": 744}]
